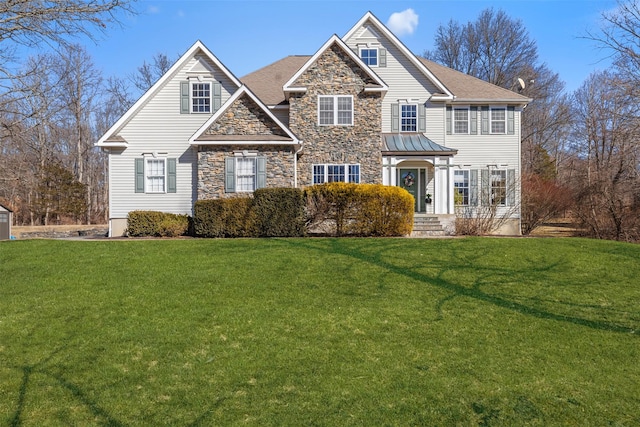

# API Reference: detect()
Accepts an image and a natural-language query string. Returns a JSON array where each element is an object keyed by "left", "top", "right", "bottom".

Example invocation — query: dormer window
[{"left": 360, "top": 48, "right": 378, "bottom": 67}]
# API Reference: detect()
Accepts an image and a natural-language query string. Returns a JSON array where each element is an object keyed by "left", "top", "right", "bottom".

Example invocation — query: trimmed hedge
[
  {"left": 253, "top": 188, "right": 306, "bottom": 237},
  {"left": 127, "top": 211, "right": 189, "bottom": 237},
  {"left": 193, "top": 198, "right": 256, "bottom": 238},
  {"left": 305, "top": 182, "right": 414, "bottom": 236}
]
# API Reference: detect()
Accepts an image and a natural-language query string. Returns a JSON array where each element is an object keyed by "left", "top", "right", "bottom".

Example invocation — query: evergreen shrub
[
  {"left": 253, "top": 188, "right": 306, "bottom": 237},
  {"left": 193, "top": 198, "right": 255, "bottom": 238},
  {"left": 127, "top": 211, "right": 189, "bottom": 237}
]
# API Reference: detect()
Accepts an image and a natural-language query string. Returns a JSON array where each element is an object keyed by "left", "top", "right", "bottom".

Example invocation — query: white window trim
[
  {"left": 190, "top": 80, "right": 213, "bottom": 114},
  {"left": 453, "top": 107, "right": 470, "bottom": 135},
  {"left": 359, "top": 47, "right": 378, "bottom": 67},
  {"left": 235, "top": 156, "right": 257, "bottom": 193},
  {"left": 454, "top": 169, "right": 470, "bottom": 205},
  {"left": 490, "top": 169, "right": 507, "bottom": 206},
  {"left": 145, "top": 157, "right": 167, "bottom": 194},
  {"left": 490, "top": 106, "right": 507, "bottom": 134},
  {"left": 313, "top": 163, "right": 361, "bottom": 184},
  {"left": 400, "top": 103, "right": 418, "bottom": 132},
  {"left": 317, "top": 95, "right": 353, "bottom": 126}
]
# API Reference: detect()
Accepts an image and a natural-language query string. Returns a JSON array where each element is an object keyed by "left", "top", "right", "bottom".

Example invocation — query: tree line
[{"left": 1, "top": 1, "right": 639, "bottom": 241}]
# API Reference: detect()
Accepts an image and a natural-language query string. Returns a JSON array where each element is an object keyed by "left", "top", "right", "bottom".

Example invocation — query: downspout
[{"left": 293, "top": 142, "right": 304, "bottom": 188}]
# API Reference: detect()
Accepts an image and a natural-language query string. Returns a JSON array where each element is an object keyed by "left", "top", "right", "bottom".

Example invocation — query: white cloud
[
  {"left": 147, "top": 5, "right": 160, "bottom": 14},
  {"left": 387, "top": 9, "right": 419, "bottom": 37}
]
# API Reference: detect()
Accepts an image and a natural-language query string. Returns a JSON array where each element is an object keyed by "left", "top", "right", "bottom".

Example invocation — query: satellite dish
[{"left": 517, "top": 78, "right": 526, "bottom": 91}]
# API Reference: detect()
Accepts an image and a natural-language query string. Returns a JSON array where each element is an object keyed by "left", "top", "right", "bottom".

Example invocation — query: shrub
[
  {"left": 127, "top": 211, "right": 189, "bottom": 237},
  {"left": 353, "top": 184, "right": 414, "bottom": 236},
  {"left": 253, "top": 188, "right": 306, "bottom": 237},
  {"left": 193, "top": 197, "right": 256, "bottom": 238},
  {"left": 305, "top": 183, "right": 413, "bottom": 237}
]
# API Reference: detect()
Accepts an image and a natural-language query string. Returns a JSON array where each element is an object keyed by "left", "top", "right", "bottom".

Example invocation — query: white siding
[
  {"left": 108, "top": 55, "right": 238, "bottom": 219},
  {"left": 345, "top": 32, "right": 440, "bottom": 134}
]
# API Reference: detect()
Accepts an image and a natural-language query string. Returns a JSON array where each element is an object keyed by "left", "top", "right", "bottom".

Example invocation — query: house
[
  {"left": 0, "top": 203, "right": 12, "bottom": 240},
  {"left": 97, "top": 12, "right": 530, "bottom": 237}
]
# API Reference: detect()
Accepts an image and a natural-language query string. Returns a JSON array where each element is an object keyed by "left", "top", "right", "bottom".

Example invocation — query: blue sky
[{"left": 80, "top": 0, "right": 617, "bottom": 93}]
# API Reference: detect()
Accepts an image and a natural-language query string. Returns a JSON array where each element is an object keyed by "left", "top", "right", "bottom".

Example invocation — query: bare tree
[
  {"left": 424, "top": 8, "right": 538, "bottom": 87},
  {"left": 569, "top": 71, "right": 640, "bottom": 241},
  {"left": 130, "top": 52, "right": 174, "bottom": 94},
  {"left": 587, "top": 0, "right": 640, "bottom": 95},
  {"left": 0, "top": 0, "right": 137, "bottom": 115}
]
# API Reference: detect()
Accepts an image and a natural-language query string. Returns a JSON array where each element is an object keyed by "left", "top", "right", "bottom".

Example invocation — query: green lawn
[{"left": 0, "top": 237, "right": 638, "bottom": 426}]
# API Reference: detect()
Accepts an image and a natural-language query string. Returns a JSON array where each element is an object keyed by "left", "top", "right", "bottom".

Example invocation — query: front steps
[{"left": 410, "top": 215, "right": 447, "bottom": 237}]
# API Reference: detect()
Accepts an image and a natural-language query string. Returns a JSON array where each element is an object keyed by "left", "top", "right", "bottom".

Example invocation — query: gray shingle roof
[
  {"left": 241, "top": 55, "right": 530, "bottom": 107},
  {"left": 419, "top": 57, "right": 530, "bottom": 103},
  {"left": 241, "top": 56, "right": 310, "bottom": 106}
]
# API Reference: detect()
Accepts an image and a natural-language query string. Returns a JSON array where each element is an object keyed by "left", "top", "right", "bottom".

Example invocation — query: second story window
[
  {"left": 491, "top": 107, "right": 506, "bottom": 134},
  {"left": 360, "top": 48, "right": 378, "bottom": 66},
  {"left": 192, "top": 82, "right": 211, "bottom": 113},
  {"left": 401, "top": 104, "right": 417, "bottom": 132},
  {"left": 454, "top": 108, "right": 469, "bottom": 134},
  {"left": 318, "top": 95, "right": 353, "bottom": 126}
]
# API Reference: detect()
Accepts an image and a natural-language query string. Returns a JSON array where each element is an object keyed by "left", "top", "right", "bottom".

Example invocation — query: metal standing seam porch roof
[{"left": 382, "top": 133, "right": 458, "bottom": 156}]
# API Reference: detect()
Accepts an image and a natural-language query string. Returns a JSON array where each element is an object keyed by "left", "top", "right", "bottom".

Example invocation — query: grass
[{"left": 0, "top": 237, "right": 638, "bottom": 426}]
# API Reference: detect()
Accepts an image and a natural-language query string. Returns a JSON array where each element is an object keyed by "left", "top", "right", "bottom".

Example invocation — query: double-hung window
[
  {"left": 146, "top": 159, "right": 166, "bottom": 193},
  {"left": 490, "top": 170, "right": 507, "bottom": 206},
  {"left": 360, "top": 48, "right": 378, "bottom": 66},
  {"left": 454, "top": 108, "right": 469, "bottom": 134},
  {"left": 454, "top": 170, "right": 470, "bottom": 205},
  {"left": 135, "top": 157, "right": 176, "bottom": 194},
  {"left": 313, "top": 164, "right": 360, "bottom": 184},
  {"left": 490, "top": 107, "right": 506, "bottom": 134},
  {"left": 401, "top": 105, "right": 417, "bottom": 132},
  {"left": 192, "top": 82, "right": 211, "bottom": 113},
  {"left": 235, "top": 157, "right": 256, "bottom": 192},
  {"left": 318, "top": 95, "right": 353, "bottom": 126}
]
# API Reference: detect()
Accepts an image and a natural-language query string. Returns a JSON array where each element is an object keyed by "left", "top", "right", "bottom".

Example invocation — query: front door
[{"left": 399, "top": 169, "right": 420, "bottom": 212}]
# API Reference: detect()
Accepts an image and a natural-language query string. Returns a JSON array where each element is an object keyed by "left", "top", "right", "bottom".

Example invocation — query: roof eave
[
  {"left": 383, "top": 150, "right": 458, "bottom": 156},
  {"left": 451, "top": 98, "right": 532, "bottom": 105},
  {"left": 191, "top": 140, "right": 299, "bottom": 146}
]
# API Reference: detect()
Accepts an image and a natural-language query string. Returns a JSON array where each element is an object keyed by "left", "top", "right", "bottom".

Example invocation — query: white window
[
  {"left": 490, "top": 170, "right": 507, "bottom": 205},
  {"left": 236, "top": 157, "right": 256, "bottom": 192},
  {"left": 401, "top": 104, "right": 417, "bottom": 132},
  {"left": 318, "top": 96, "right": 353, "bottom": 126},
  {"left": 491, "top": 107, "right": 506, "bottom": 134},
  {"left": 454, "top": 170, "right": 470, "bottom": 205},
  {"left": 454, "top": 108, "right": 469, "bottom": 134},
  {"left": 360, "top": 48, "right": 378, "bottom": 66},
  {"left": 192, "top": 82, "right": 211, "bottom": 113},
  {"left": 313, "top": 164, "right": 360, "bottom": 184},
  {"left": 146, "top": 159, "right": 166, "bottom": 193}
]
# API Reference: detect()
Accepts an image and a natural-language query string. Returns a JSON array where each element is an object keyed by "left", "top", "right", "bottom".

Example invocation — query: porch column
[{"left": 382, "top": 157, "right": 398, "bottom": 186}]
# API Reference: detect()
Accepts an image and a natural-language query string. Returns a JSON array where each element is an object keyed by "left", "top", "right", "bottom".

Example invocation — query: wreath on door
[{"left": 403, "top": 172, "right": 415, "bottom": 187}]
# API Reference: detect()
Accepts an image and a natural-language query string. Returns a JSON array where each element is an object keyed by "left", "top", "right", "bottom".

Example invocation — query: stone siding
[
  {"left": 204, "top": 94, "right": 288, "bottom": 137},
  {"left": 198, "top": 145, "right": 295, "bottom": 199},
  {"left": 288, "top": 44, "right": 382, "bottom": 186}
]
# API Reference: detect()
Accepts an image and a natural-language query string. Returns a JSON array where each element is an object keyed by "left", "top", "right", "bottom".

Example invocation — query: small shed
[{"left": 0, "top": 203, "right": 13, "bottom": 240}]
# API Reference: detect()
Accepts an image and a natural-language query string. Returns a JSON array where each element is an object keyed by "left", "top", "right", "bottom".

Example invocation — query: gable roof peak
[
  {"left": 343, "top": 11, "right": 453, "bottom": 99},
  {"left": 97, "top": 40, "right": 242, "bottom": 146},
  {"left": 282, "top": 34, "right": 388, "bottom": 94}
]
